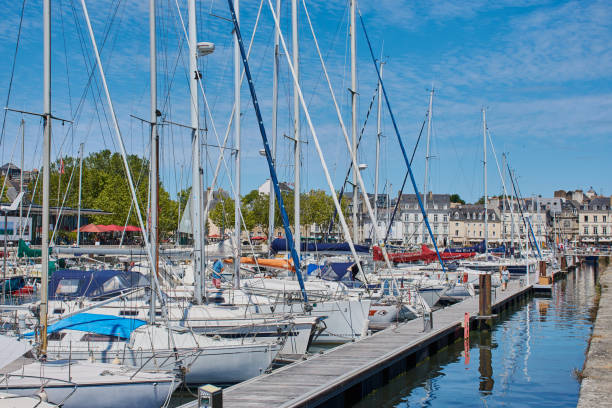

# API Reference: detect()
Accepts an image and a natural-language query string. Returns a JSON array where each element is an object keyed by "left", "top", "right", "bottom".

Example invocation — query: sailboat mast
[
  {"left": 422, "top": 87, "right": 433, "bottom": 244},
  {"left": 149, "top": 0, "right": 159, "bottom": 323},
  {"left": 482, "top": 108, "right": 488, "bottom": 253},
  {"left": 76, "top": 143, "right": 83, "bottom": 246},
  {"left": 350, "top": 0, "right": 358, "bottom": 243},
  {"left": 19, "top": 119, "right": 24, "bottom": 236},
  {"left": 374, "top": 59, "right": 384, "bottom": 233},
  {"left": 268, "top": 0, "right": 281, "bottom": 255},
  {"left": 189, "top": 0, "right": 203, "bottom": 304},
  {"left": 40, "top": 0, "right": 51, "bottom": 356},
  {"left": 233, "top": 0, "right": 241, "bottom": 288},
  {"left": 292, "top": 0, "right": 301, "bottom": 258}
]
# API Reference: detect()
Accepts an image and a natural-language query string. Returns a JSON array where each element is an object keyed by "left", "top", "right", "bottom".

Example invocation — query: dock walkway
[
  {"left": 181, "top": 277, "right": 534, "bottom": 408},
  {"left": 578, "top": 263, "right": 612, "bottom": 408}
]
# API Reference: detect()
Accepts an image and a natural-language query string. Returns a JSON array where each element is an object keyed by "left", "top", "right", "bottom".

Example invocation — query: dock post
[
  {"left": 560, "top": 255, "right": 567, "bottom": 271},
  {"left": 478, "top": 273, "right": 492, "bottom": 329}
]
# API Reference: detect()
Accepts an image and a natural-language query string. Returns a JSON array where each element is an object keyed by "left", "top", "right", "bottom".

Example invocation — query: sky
[{"left": 0, "top": 0, "right": 610, "bottom": 204}]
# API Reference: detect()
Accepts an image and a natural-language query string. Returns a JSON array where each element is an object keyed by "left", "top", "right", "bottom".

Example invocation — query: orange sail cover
[{"left": 224, "top": 257, "right": 295, "bottom": 271}]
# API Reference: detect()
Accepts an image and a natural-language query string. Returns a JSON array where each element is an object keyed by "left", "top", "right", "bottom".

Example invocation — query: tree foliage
[
  {"left": 29, "top": 150, "right": 178, "bottom": 237},
  {"left": 449, "top": 193, "right": 465, "bottom": 204},
  {"left": 209, "top": 188, "right": 348, "bottom": 236}
]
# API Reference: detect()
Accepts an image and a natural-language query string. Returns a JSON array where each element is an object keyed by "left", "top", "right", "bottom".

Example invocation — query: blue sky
[{"left": 0, "top": 0, "right": 610, "bottom": 203}]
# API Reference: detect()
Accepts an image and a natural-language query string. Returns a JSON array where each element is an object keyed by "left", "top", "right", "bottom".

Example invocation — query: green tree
[{"left": 450, "top": 193, "right": 465, "bottom": 205}]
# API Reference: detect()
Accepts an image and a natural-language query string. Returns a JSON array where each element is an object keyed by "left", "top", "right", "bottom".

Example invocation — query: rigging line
[
  {"left": 59, "top": 0, "right": 75, "bottom": 119},
  {"left": 507, "top": 164, "right": 541, "bottom": 259},
  {"left": 69, "top": 0, "right": 122, "bottom": 150},
  {"left": 0, "top": 130, "right": 21, "bottom": 203},
  {"left": 50, "top": 159, "right": 78, "bottom": 245},
  {"left": 172, "top": 0, "right": 267, "bottom": 265},
  {"left": 171, "top": 0, "right": 263, "bottom": 225},
  {"left": 227, "top": 0, "right": 308, "bottom": 302},
  {"left": 384, "top": 113, "right": 428, "bottom": 245},
  {"left": 301, "top": 0, "right": 388, "bottom": 278},
  {"left": 325, "top": 85, "right": 378, "bottom": 239},
  {"left": 358, "top": 6, "right": 446, "bottom": 274},
  {"left": 0, "top": 0, "right": 27, "bottom": 153}
]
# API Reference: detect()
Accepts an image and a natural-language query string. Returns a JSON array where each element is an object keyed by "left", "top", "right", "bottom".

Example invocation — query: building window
[
  {"left": 455, "top": 222, "right": 459, "bottom": 227},
  {"left": 584, "top": 226, "right": 589, "bottom": 235},
  {"left": 564, "top": 221, "right": 570, "bottom": 228},
  {"left": 479, "top": 231, "right": 482, "bottom": 237},
  {"left": 594, "top": 226, "right": 598, "bottom": 235},
  {"left": 455, "top": 230, "right": 459, "bottom": 236},
  {"left": 603, "top": 226, "right": 607, "bottom": 235},
  {"left": 443, "top": 215, "right": 448, "bottom": 222},
  {"left": 493, "top": 231, "right": 495, "bottom": 236},
  {"left": 434, "top": 214, "right": 438, "bottom": 222},
  {"left": 604, "top": 216, "right": 607, "bottom": 223},
  {"left": 594, "top": 215, "right": 598, "bottom": 222},
  {"left": 584, "top": 215, "right": 589, "bottom": 222}
]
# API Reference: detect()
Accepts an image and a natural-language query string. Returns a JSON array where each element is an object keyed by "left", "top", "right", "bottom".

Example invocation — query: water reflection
[
  {"left": 354, "top": 262, "right": 598, "bottom": 408},
  {"left": 478, "top": 330, "right": 494, "bottom": 395}
]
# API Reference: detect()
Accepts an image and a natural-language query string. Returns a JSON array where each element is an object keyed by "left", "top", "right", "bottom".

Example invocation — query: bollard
[
  {"left": 423, "top": 311, "right": 433, "bottom": 332},
  {"left": 464, "top": 312, "right": 470, "bottom": 339},
  {"left": 198, "top": 384, "right": 223, "bottom": 408}
]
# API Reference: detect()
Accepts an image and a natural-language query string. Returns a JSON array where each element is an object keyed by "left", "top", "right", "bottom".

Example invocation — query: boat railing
[{"left": 0, "top": 372, "right": 78, "bottom": 406}]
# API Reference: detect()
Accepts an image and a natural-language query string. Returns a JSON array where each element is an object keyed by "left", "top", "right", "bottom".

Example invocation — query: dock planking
[{"left": 179, "top": 277, "right": 534, "bottom": 408}]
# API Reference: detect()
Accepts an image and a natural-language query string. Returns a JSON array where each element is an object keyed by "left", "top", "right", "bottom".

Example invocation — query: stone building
[{"left": 449, "top": 204, "right": 501, "bottom": 246}]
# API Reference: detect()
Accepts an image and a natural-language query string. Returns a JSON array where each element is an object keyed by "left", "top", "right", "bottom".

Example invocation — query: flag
[{"left": 59, "top": 158, "right": 65, "bottom": 175}]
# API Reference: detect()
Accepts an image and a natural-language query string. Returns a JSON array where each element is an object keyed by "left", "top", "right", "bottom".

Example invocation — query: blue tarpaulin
[
  {"left": 271, "top": 238, "right": 369, "bottom": 254},
  {"left": 444, "top": 240, "right": 505, "bottom": 254},
  {"left": 25, "top": 313, "right": 146, "bottom": 339}
]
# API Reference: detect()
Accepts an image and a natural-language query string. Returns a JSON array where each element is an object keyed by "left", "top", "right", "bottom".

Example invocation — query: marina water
[{"left": 354, "top": 263, "right": 597, "bottom": 408}]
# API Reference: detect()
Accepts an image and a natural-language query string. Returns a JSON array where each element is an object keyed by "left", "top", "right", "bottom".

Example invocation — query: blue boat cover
[
  {"left": 49, "top": 269, "right": 149, "bottom": 300},
  {"left": 271, "top": 238, "right": 369, "bottom": 254},
  {"left": 444, "top": 240, "right": 505, "bottom": 254},
  {"left": 25, "top": 313, "right": 146, "bottom": 339}
]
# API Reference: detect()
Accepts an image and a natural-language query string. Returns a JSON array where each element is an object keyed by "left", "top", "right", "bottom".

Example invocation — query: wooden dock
[{"left": 179, "top": 276, "right": 536, "bottom": 408}]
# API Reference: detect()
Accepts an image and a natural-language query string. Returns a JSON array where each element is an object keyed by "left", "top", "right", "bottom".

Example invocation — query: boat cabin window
[
  {"left": 80, "top": 333, "right": 125, "bottom": 342},
  {"left": 55, "top": 279, "right": 81, "bottom": 296},
  {"left": 119, "top": 310, "right": 139, "bottom": 317},
  {"left": 52, "top": 308, "right": 65, "bottom": 314},
  {"left": 47, "top": 332, "right": 66, "bottom": 341}
]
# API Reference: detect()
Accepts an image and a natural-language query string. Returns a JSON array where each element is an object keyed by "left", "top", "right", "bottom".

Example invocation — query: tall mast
[
  {"left": 19, "top": 119, "right": 24, "bottom": 236},
  {"left": 350, "top": 0, "right": 358, "bottom": 243},
  {"left": 268, "top": 0, "right": 281, "bottom": 255},
  {"left": 189, "top": 0, "right": 203, "bottom": 304},
  {"left": 233, "top": 0, "right": 241, "bottom": 288},
  {"left": 40, "top": 0, "right": 51, "bottom": 356},
  {"left": 422, "top": 87, "right": 433, "bottom": 244},
  {"left": 76, "top": 143, "right": 83, "bottom": 246},
  {"left": 149, "top": 0, "right": 159, "bottom": 323},
  {"left": 482, "top": 108, "right": 488, "bottom": 253},
  {"left": 374, "top": 59, "right": 384, "bottom": 234},
  {"left": 505, "top": 153, "right": 515, "bottom": 258},
  {"left": 502, "top": 151, "right": 506, "bottom": 248},
  {"left": 292, "top": 0, "right": 301, "bottom": 258}
]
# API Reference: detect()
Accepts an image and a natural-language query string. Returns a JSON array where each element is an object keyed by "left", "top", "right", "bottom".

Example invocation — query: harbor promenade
[
  {"left": 578, "top": 261, "right": 612, "bottom": 408},
  {"left": 180, "top": 275, "right": 535, "bottom": 408}
]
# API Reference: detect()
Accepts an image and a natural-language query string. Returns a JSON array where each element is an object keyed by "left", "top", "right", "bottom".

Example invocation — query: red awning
[
  {"left": 74, "top": 223, "right": 107, "bottom": 233},
  {"left": 122, "top": 225, "right": 142, "bottom": 232},
  {"left": 251, "top": 236, "right": 267, "bottom": 241}
]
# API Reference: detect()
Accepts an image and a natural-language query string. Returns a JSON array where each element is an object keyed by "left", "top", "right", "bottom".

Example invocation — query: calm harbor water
[{"left": 355, "top": 263, "right": 598, "bottom": 408}]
